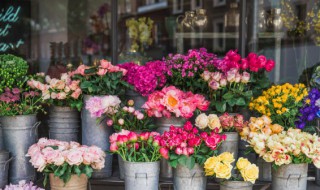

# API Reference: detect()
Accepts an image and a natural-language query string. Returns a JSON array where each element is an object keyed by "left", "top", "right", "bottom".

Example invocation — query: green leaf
[
  {"left": 80, "top": 81, "right": 92, "bottom": 89},
  {"left": 74, "top": 166, "right": 81, "bottom": 176},
  {"left": 84, "top": 67, "right": 96, "bottom": 74},
  {"left": 178, "top": 155, "right": 188, "bottom": 166},
  {"left": 170, "top": 154, "right": 179, "bottom": 160},
  {"left": 186, "top": 157, "right": 196, "bottom": 170},
  {"left": 84, "top": 165, "right": 93, "bottom": 178},
  {"left": 216, "top": 102, "right": 226, "bottom": 113},
  {"left": 222, "top": 92, "right": 234, "bottom": 100},
  {"left": 235, "top": 98, "right": 246, "bottom": 106},
  {"left": 170, "top": 159, "right": 178, "bottom": 168}
]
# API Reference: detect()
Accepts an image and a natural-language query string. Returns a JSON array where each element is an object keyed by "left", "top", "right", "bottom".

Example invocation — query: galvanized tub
[
  {"left": 125, "top": 89, "right": 147, "bottom": 110},
  {"left": 0, "top": 114, "right": 39, "bottom": 184},
  {"left": 49, "top": 106, "right": 80, "bottom": 142},
  {"left": 257, "top": 157, "right": 271, "bottom": 181},
  {"left": 0, "top": 128, "right": 3, "bottom": 150},
  {"left": 220, "top": 181, "right": 253, "bottom": 190},
  {"left": 272, "top": 163, "right": 308, "bottom": 190},
  {"left": 173, "top": 164, "right": 207, "bottom": 190},
  {"left": 123, "top": 161, "right": 160, "bottom": 190},
  {"left": 0, "top": 150, "right": 10, "bottom": 188},
  {"left": 155, "top": 117, "right": 186, "bottom": 179},
  {"left": 49, "top": 173, "right": 88, "bottom": 190},
  {"left": 82, "top": 95, "right": 113, "bottom": 178}
]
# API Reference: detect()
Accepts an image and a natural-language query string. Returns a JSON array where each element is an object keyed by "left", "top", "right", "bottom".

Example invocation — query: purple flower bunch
[
  {"left": 0, "top": 88, "right": 21, "bottom": 103},
  {"left": 3, "top": 180, "right": 44, "bottom": 190},
  {"left": 120, "top": 61, "right": 167, "bottom": 96},
  {"left": 296, "top": 88, "right": 320, "bottom": 129}
]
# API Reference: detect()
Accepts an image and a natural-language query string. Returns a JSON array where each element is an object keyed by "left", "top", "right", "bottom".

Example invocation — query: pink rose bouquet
[
  {"left": 106, "top": 100, "right": 156, "bottom": 132},
  {"left": 27, "top": 138, "right": 106, "bottom": 185},
  {"left": 119, "top": 60, "right": 167, "bottom": 96},
  {"left": 160, "top": 121, "right": 226, "bottom": 169},
  {"left": 142, "top": 86, "right": 210, "bottom": 118},
  {"left": 164, "top": 48, "right": 216, "bottom": 94},
  {"left": 3, "top": 180, "right": 44, "bottom": 190},
  {"left": 71, "top": 60, "right": 131, "bottom": 96},
  {"left": 28, "top": 73, "right": 83, "bottom": 110},
  {"left": 109, "top": 130, "right": 163, "bottom": 162},
  {"left": 85, "top": 95, "right": 121, "bottom": 118}
]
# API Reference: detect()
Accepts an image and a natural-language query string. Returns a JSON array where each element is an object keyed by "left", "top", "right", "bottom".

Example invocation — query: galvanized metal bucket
[
  {"left": 118, "top": 154, "right": 125, "bottom": 180},
  {"left": 155, "top": 117, "right": 186, "bottom": 179},
  {"left": 238, "top": 139, "right": 257, "bottom": 163},
  {"left": 316, "top": 168, "right": 320, "bottom": 186},
  {"left": 257, "top": 157, "right": 271, "bottom": 181},
  {"left": 123, "top": 161, "right": 160, "bottom": 190},
  {"left": 0, "top": 128, "right": 3, "bottom": 150},
  {"left": 0, "top": 150, "right": 11, "bottom": 189},
  {"left": 0, "top": 114, "right": 39, "bottom": 184},
  {"left": 272, "top": 163, "right": 308, "bottom": 190},
  {"left": 173, "top": 164, "right": 207, "bottom": 190},
  {"left": 82, "top": 95, "right": 113, "bottom": 178},
  {"left": 220, "top": 181, "right": 253, "bottom": 190},
  {"left": 49, "top": 106, "right": 80, "bottom": 142},
  {"left": 125, "top": 89, "right": 147, "bottom": 110}
]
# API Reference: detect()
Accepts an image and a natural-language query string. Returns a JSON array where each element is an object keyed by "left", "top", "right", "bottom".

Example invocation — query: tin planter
[
  {"left": 123, "top": 161, "right": 160, "bottom": 190},
  {"left": 49, "top": 173, "right": 88, "bottom": 190},
  {"left": 257, "top": 157, "right": 271, "bottom": 181},
  {"left": 125, "top": 89, "right": 147, "bottom": 110},
  {"left": 220, "top": 181, "right": 253, "bottom": 190},
  {"left": 155, "top": 117, "right": 186, "bottom": 179},
  {"left": 0, "top": 150, "right": 11, "bottom": 188},
  {"left": 49, "top": 106, "right": 80, "bottom": 142},
  {"left": 81, "top": 95, "right": 113, "bottom": 178},
  {"left": 0, "top": 114, "right": 39, "bottom": 184},
  {"left": 173, "top": 164, "right": 207, "bottom": 190},
  {"left": 272, "top": 163, "right": 308, "bottom": 190}
]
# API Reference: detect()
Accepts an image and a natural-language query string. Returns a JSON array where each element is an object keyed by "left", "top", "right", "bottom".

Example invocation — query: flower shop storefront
[{"left": 1, "top": 0, "right": 320, "bottom": 190}]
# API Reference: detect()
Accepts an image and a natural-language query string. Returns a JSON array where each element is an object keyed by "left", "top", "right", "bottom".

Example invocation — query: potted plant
[
  {"left": 109, "top": 130, "right": 162, "bottom": 190},
  {"left": 27, "top": 138, "right": 105, "bottom": 190},
  {"left": 246, "top": 128, "right": 320, "bottom": 190},
  {"left": 142, "top": 85, "right": 210, "bottom": 178},
  {"left": 195, "top": 113, "right": 246, "bottom": 171},
  {"left": 71, "top": 59, "right": 130, "bottom": 178},
  {"left": 119, "top": 60, "right": 167, "bottom": 110},
  {"left": 204, "top": 153, "right": 259, "bottom": 190},
  {"left": 28, "top": 72, "right": 82, "bottom": 142},
  {"left": 160, "top": 121, "right": 225, "bottom": 190},
  {"left": 0, "top": 55, "right": 44, "bottom": 184}
]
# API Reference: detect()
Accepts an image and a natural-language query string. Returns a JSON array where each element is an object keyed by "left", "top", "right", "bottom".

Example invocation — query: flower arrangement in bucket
[
  {"left": 202, "top": 50, "right": 275, "bottom": 113},
  {"left": 28, "top": 72, "right": 83, "bottom": 111},
  {"left": 204, "top": 153, "right": 259, "bottom": 190},
  {"left": 109, "top": 130, "right": 162, "bottom": 190},
  {"left": 164, "top": 48, "right": 216, "bottom": 94},
  {"left": 249, "top": 83, "right": 308, "bottom": 130},
  {"left": 119, "top": 61, "right": 167, "bottom": 96},
  {"left": 3, "top": 180, "right": 44, "bottom": 190},
  {"left": 106, "top": 100, "right": 156, "bottom": 132},
  {"left": 142, "top": 86, "right": 210, "bottom": 119},
  {"left": 27, "top": 138, "right": 105, "bottom": 188},
  {"left": 71, "top": 59, "right": 130, "bottom": 96},
  {"left": 85, "top": 95, "right": 121, "bottom": 119}
]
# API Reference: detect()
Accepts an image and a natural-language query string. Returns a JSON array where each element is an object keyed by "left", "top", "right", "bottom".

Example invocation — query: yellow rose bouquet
[
  {"left": 249, "top": 83, "right": 308, "bottom": 130},
  {"left": 247, "top": 128, "right": 320, "bottom": 169},
  {"left": 204, "top": 152, "right": 259, "bottom": 184}
]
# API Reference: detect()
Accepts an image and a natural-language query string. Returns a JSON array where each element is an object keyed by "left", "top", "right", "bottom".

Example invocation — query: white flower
[{"left": 195, "top": 113, "right": 209, "bottom": 129}]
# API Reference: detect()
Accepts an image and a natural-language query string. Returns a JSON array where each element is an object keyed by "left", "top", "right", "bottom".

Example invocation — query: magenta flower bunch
[
  {"left": 164, "top": 48, "right": 216, "bottom": 94},
  {"left": 119, "top": 60, "right": 167, "bottom": 96}
]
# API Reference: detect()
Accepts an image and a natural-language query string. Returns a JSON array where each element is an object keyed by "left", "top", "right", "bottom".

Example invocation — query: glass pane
[
  {"left": 246, "top": 0, "right": 320, "bottom": 85},
  {"left": 117, "top": 0, "right": 241, "bottom": 64},
  {"left": 0, "top": 0, "right": 112, "bottom": 76}
]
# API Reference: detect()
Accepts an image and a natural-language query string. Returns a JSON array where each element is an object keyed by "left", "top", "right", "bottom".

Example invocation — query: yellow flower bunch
[
  {"left": 126, "top": 17, "right": 154, "bottom": 52},
  {"left": 240, "top": 115, "right": 284, "bottom": 140},
  {"left": 249, "top": 83, "right": 308, "bottom": 128},
  {"left": 204, "top": 152, "right": 259, "bottom": 184}
]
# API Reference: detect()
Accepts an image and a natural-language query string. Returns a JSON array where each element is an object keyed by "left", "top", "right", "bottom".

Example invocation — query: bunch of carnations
[
  {"left": 195, "top": 113, "right": 246, "bottom": 133},
  {"left": 106, "top": 100, "right": 155, "bottom": 132},
  {"left": 213, "top": 50, "right": 275, "bottom": 96},
  {"left": 164, "top": 48, "right": 216, "bottom": 94},
  {"left": 247, "top": 128, "right": 320, "bottom": 168},
  {"left": 71, "top": 60, "right": 130, "bottom": 96},
  {"left": 249, "top": 83, "right": 308, "bottom": 129},
  {"left": 3, "top": 180, "right": 44, "bottom": 190},
  {"left": 201, "top": 68, "right": 253, "bottom": 113},
  {"left": 109, "top": 130, "right": 162, "bottom": 162},
  {"left": 204, "top": 153, "right": 259, "bottom": 184},
  {"left": 240, "top": 115, "right": 283, "bottom": 141},
  {"left": 160, "top": 121, "right": 226, "bottom": 169},
  {"left": 295, "top": 88, "right": 320, "bottom": 129},
  {"left": 85, "top": 95, "right": 121, "bottom": 118},
  {"left": 27, "top": 138, "right": 105, "bottom": 185},
  {"left": 142, "top": 86, "right": 209, "bottom": 118},
  {"left": 119, "top": 60, "right": 167, "bottom": 96},
  {"left": 28, "top": 73, "right": 83, "bottom": 111}
]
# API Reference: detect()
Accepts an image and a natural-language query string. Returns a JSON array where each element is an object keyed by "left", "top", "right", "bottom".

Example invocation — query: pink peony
[
  {"left": 66, "top": 149, "right": 84, "bottom": 166},
  {"left": 30, "top": 152, "right": 46, "bottom": 172},
  {"left": 219, "top": 113, "right": 234, "bottom": 130}
]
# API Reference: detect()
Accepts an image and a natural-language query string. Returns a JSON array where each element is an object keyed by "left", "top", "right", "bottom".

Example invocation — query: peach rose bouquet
[
  {"left": 142, "top": 86, "right": 210, "bottom": 119},
  {"left": 27, "top": 138, "right": 106, "bottom": 186},
  {"left": 204, "top": 152, "right": 259, "bottom": 184}
]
